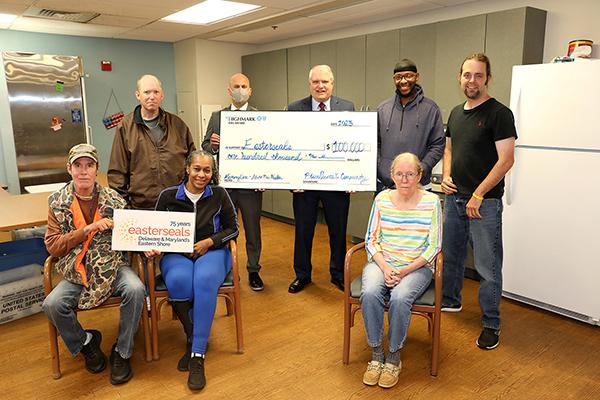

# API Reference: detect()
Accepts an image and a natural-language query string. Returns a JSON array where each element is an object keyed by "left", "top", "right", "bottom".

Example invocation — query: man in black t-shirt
[{"left": 440, "top": 54, "right": 517, "bottom": 350}]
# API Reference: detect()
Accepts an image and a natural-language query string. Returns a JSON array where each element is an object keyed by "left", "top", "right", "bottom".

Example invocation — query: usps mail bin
[{"left": 0, "top": 238, "right": 48, "bottom": 324}]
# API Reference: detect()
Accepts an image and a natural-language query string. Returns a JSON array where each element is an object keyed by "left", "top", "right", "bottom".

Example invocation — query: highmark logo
[{"left": 226, "top": 115, "right": 267, "bottom": 123}]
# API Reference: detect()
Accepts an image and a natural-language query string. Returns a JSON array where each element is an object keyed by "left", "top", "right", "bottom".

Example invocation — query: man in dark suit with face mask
[{"left": 202, "top": 73, "right": 264, "bottom": 291}]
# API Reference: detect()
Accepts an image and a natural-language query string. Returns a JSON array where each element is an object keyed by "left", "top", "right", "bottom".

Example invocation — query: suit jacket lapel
[
  {"left": 303, "top": 96, "right": 312, "bottom": 111},
  {"left": 330, "top": 96, "right": 337, "bottom": 111}
]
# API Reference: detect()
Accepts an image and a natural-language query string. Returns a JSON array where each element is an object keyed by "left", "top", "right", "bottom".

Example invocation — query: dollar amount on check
[{"left": 218, "top": 111, "right": 377, "bottom": 191}]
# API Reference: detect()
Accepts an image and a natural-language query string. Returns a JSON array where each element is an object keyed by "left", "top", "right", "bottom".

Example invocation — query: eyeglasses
[
  {"left": 393, "top": 73, "right": 417, "bottom": 82},
  {"left": 394, "top": 171, "right": 419, "bottom": 180}
]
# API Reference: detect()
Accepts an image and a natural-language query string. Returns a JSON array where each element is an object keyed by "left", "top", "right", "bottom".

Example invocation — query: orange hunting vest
[{"left": 70, "top": 197, "right": 102, "bottom": 288}]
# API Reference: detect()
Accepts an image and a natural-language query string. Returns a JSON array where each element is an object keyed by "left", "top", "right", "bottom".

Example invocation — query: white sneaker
[{"left": 441, "top": 304, "right": 462, "bottom": 312}]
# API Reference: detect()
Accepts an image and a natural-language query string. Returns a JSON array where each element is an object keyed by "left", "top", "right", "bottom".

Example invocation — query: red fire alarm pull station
[{"left": 101, "top": 60, "right": 112, "bottom": 71}]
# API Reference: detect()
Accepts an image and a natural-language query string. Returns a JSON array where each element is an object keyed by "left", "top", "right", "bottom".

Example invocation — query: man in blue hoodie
[{"left": 376, "top": 59, "right": 445, "bottom": 193}]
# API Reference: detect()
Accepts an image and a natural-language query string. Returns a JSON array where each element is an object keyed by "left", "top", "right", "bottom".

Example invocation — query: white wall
[
  {"left": 255, "top": 0, "right": 600, "bottom": 63},
  {"left": 174, "top": 38, "right": 257, "bottom": 142},
  {"left": 194, "top": 39, "right": 257, "bottom": 107}
]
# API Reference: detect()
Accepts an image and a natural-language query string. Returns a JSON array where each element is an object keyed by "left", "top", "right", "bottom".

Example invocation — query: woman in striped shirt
[{"left": 361, "top": 152, "right": 442, "bottom": 388}]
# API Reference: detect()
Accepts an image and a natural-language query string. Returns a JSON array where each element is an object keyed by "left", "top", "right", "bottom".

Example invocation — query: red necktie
[{"left": 319, "top": 102, "right": 326, "bottom": 111}]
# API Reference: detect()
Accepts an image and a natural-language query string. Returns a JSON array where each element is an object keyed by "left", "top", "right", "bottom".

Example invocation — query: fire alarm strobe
[{"left": 101, "top": 60, "right": 112, "bottom": 71}]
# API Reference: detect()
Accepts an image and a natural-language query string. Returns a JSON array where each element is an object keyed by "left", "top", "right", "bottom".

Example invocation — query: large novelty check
[{"left": 218, "top": 111, "right": 377, "bottom": 191}]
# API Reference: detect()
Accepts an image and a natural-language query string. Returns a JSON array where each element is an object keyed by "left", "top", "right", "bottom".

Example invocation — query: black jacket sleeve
[
  {"left": 209, "top": 187, "right": 239, "bottom": 247},
  {"left": 202, "top": 111, "right": 221, "bottom": 154}
]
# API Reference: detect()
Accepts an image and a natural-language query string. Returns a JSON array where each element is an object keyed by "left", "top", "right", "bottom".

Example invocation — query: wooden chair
[
  {"left": 342, "top": 242, "right": 443, "bottom": 376},
  {"left": 43, "top": 253, "right": 152, "bottom": 379},
  {"left": 143, "top": 240, "right": 244, "bottom": 360}
]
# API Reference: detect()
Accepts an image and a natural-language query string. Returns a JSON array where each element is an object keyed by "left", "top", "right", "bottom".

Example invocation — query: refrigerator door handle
[
  {"left": 506, "top": 81, "right": 522, "bottom": 207},
  {"left": 81, "top": 76, "right": 91, "bottom": 144},
  {"left": 510, "top": 86, "right": 522, "bottom": 136}
]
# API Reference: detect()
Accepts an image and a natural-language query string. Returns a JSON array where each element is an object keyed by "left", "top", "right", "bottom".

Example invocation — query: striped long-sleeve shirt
[{"left": 365, "top": 190, "right": 441, "bottom": 269}]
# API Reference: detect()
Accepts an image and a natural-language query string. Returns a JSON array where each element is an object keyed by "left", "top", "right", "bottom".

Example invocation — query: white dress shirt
[{"left": 311, "top": 97, "right": 331, "bottom": 111}]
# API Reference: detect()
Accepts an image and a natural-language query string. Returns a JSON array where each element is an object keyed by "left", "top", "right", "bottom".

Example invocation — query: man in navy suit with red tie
[{"left": 287, "top": 65, "right": 355, "bottom": 293}]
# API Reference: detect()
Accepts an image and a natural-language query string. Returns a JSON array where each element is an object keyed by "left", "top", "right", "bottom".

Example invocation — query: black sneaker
[
  {"left": 188, "top": 356, "right": 206, "bottom": 391},
  {"left": 476, "top": 328, "right": 500, "bottom": 350},
  {"left": 249, "top": 272, "right": 264, "bottom": 291},
  {"left": 109, "top": 343, "right": 133, "bottom": 385},
  {"left": 80, "top": 330, "right": 107, "bottom": 373},
  {"left": 178, "top": 341, "right": 192, "bottom": 372}
]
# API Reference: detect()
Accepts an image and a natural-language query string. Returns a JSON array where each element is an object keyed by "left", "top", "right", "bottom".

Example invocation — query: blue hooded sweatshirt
[{"left": 377, "top": 84, "right": 445, "bottom": 188}]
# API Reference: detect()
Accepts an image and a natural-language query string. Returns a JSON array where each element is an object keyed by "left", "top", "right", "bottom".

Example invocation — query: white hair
[{"left": 308, "top": 65, "right": 334, "bottom": 82}]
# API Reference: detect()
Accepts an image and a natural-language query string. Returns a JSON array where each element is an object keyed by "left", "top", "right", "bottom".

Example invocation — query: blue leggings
[{"left": 160, "top": 248, "right": 231, "bottom": 354}]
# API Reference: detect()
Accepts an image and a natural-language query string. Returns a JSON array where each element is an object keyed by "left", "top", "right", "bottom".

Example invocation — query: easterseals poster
[{"left": 112, "top": 209, "right": 195, "bottom": 253}]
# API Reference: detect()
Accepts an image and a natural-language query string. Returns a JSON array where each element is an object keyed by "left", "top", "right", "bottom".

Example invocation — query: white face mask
[{"left": 231, "top": 87, "right": 250, "bottom": 104}]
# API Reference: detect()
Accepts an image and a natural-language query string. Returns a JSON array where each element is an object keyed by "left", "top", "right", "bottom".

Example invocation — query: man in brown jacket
[{"left": 108, "top": 74, "right": 196, "bottom": 209}]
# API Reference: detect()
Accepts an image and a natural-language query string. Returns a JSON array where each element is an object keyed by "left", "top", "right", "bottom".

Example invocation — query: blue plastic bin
[{"left": 0, "top": 238, "right": 49, "bottom": 273}]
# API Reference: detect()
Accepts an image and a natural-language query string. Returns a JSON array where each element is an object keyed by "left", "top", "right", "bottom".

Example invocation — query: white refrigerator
[{"left": 503, "top": 61, "right": 600, "bottom": 326}]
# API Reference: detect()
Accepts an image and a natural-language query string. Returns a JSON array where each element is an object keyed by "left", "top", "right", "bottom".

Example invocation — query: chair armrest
[
  {"left": 433, "top": 252, "right": 443, "bottom": 308},
  {"left": 130, "top": 252, "right": 144, "bottom": 278},
  {"left": 229, "top": 240, "right": 239, "bottom": 284},
  {"left": 344, "top": 242, "right": 366, "bottom": 296},
  {"left": 43, "top": 256, "right": 58, "bottom": 296},
  {"left": 145, "top": 254, "right": 159, "bottom": 292}
]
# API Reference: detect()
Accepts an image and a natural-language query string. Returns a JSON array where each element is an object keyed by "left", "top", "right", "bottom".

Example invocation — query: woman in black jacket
[{"left": 148, "top": 150, "right": 238, "bottom": 391}]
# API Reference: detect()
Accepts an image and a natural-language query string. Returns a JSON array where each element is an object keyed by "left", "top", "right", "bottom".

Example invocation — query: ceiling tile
[
  {"left": 146, "top": 20, "right": 216, "bottom": 34},
  {"left": 0, "top": 0, "right": 35, "bottom": 5},
  {"left": 117, "top": 29, "right": 190, "bottom": 43},
  {"left": 179, "top": 6, "right": 283, "bottom": 31},
  {"left": 118, "top": 21, "right": 210, "bottom": 42},
  {"left": 0, "top": 3, "right": 29, "bottom": 14},
  {"left": 9, "top": 15, "right": 129, "bottom": 37},
  {"left": 89, "top": 14, "right": 153, "bottom": 28},
  {"left": 430, "top": 0, "right": 477, "bottom": 6},
  {"left": 33, "top": 0, "right": 195, "bottom": 19},
  {"left": 215, "top": 16, "right": 351, "bottom": 44},
  {"left": 252, "top": 0, "right": 322, "bottom": 8},
  {"left": 315, "top": 0, "right": 439, "bottom": 23}
]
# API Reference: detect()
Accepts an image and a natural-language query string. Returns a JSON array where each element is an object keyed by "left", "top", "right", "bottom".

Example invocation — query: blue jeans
[
  {"left": 442, "top": 194, "right": 503, "bottom": 330},
  {"left": 360, "top": 262, "right": 433, "bottom": 352},
  {"left": 42, "top": 266, "right": 146, "bottom": 358},
  {"left": 160, "top": 248, "right": 231, "bottom": 355}
]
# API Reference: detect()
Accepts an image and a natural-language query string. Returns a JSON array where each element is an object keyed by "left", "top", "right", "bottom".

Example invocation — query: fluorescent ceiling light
[
  {"left": 162, "top": 0, "right": 261, "bottom": 25},
  {"left": 0, "top": 13, "right": 18, "bottom": 23}
]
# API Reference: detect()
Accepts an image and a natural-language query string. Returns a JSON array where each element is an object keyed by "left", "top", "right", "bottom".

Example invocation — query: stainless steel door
[{"left": 3, "top": 52, "right": 87, "bottom": 192}]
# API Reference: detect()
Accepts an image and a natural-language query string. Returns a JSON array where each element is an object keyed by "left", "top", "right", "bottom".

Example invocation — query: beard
[{"left": 464, "top": 87, "right": 481, "bottom": 100}]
